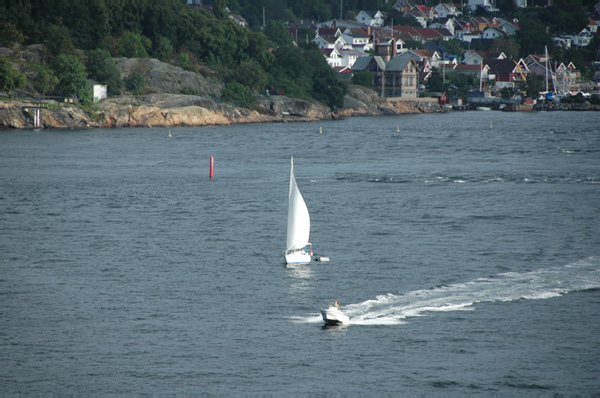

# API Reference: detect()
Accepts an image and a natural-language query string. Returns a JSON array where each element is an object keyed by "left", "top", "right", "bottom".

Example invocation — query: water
[{"left": 1, "top": 111, "right": 599, "bottom": 394}]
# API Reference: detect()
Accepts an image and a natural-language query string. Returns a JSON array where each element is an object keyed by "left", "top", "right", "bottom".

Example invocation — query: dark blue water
[{"left": 1, "top": 111, "right": 599, "bottom": 394}]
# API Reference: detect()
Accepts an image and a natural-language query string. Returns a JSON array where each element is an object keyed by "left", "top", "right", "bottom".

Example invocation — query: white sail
[{"left": 286, "top": 157, "right": 310, "bottom": 252}]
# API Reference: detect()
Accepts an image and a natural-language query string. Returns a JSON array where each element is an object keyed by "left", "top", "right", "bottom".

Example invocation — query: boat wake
[{"left": 294, "top": 257, "right": 600, "bottom": 326}]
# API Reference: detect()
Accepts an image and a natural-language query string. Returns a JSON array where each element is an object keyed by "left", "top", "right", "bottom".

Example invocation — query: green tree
[
  {"left": 524, "top": 74, "right": 542, "bottom": 99},
  {"left": 351, "top": 70, "right": 373, "bottom": 88},
  {"left": 118, "top": 31, "right": 151, "bottom": 58},
  {"left": 222, "top": 81, "right": 254, "bottom": 107},
  {"left": 491, "top": 37, "right": 520, "bottom": 60},
  {"left": 85, "top": 49, "right": 122, "bottom": 96},
  {"left": 153, "top": 35, "right": 174, "bottom": 60},
  {"left": 427, "top": 67, "right": 444, "bottom": 92},
  {"left": 228, "top": 59, "right": 267, "bottom": 93},
  {"left": 124, "top": 72, "right": 145, "bottom": 95},
  {"left": 0, "top": 22, "right": 26, "bottom": 48},
  {"left": 51, "top": 53, "right": 91, "bottom": 103},
  {"left": 45, "top": 23, "right": 76, "bottom": 56},
  {"left": 177, "top": 52, "right": 190, "bottom": 70},
  {"left": 0, "top": 58, "right": 26, "bottom": 97},
  {"left": 264, "top": 20, "right": 294, "bottom": 47},
  {"left": 33, "top": 66, "right": 59, "bottom": 96},
  {"left": 312, "top": 67, "right": 348, "bottom": 109}
]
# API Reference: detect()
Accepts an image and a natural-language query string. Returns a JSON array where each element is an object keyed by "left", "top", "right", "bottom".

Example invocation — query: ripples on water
[{"left": 1, "top": 111, "right": 599, "bottom": 394}]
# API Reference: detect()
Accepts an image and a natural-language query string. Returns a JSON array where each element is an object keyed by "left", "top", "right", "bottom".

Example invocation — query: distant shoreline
[{"left": 1, "top": 95, "right": 598, "bottom": 130}]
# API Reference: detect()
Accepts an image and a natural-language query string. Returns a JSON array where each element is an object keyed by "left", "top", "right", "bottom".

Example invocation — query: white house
[
  {"left": 321, "top": 48, "right": 342, "bottom": 67},
  {"left": 313, "top": 34, "right": 348, "bottom": 50},
  {"left": 468, "top": 0, "right": 493, "bottom": 11},
  {"left": 339, "top": 48, "right": 368, "bottom": 68},
  {"left": 433, "top": 3, "right": 462, "bottom": 18},
  {"left": 341, "top": 32, "right": 371, "bottom": 52},
  {"left": 482, "top": 26, "right": 507, "bottom": 39},
  {"left": 355, "top": 10, "right": 386, "bottom": 27},
  {"left": 430, "top": 18, "right": 455, "bottom": 35}
]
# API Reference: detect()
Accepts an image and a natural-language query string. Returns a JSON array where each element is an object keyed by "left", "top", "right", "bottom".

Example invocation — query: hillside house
[
  {"left": 352, "top": 47, "right": 418, "bottom": 98},
  {"left": 453, "top": 64, "right": 490, "bottom": 79},
  {"left": 433, "top": 3, "right": 462, "bottom": 18},
  {"left": 321, "top": 48, "right": 342, "bottom": 67},
  {"left": 468, "top": 0, "right": 494, "bottom": 11},
  {"left": 430, "top": 18, "right": 456, "bottom": 35},
  {"left": 588, "top": 18, "right": 598, "bottom": 33},
  {"left": 482, "top": 26, "right": 508, "bottom": 39},
  {"left": 406, "top": 5, "right": 437, "bottom": 27},
  {"left": 341, "top": 32, "right": 372, "bottom": 52},
  {"left": 339, "top": 48, "right": 367, "bottom": 68},
  {"left": 463, "top": 51, "right": 506, "bottom": 65},
  {"left": 486, "top": 58, "right": 528, "bottom": 89},
  {"left": 355, "top": 10, "right": 386, "bottom": 27},
  {"left": 313, "top": 34, "right": 348, "bottom": 50}
]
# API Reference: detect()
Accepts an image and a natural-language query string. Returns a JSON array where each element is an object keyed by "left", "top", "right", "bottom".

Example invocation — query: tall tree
[
  {"left": 0, "top": 59, "right": 26, "bottom": 97},
  {"left": 51, "top": 53, "right": 91, "bottom": 103}
]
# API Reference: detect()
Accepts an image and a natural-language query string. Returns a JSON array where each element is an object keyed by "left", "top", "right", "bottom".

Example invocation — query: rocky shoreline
[{"left": 0, "top": 85, "right": 443, "bottom": 130}]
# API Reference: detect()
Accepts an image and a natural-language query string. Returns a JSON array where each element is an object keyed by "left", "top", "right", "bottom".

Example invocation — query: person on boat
[{"left": 334, "top": 300, "right": 339, "bottom": 310}]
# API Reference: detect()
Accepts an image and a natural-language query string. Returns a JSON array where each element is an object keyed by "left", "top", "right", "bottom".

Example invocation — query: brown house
[{"left": 352, "top": 48, "right": 418, "bottom": 98}]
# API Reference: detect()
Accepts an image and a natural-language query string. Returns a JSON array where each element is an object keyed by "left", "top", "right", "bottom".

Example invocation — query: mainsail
[{"left": 286, "top": 157, "right": 310, "bottom": 252}]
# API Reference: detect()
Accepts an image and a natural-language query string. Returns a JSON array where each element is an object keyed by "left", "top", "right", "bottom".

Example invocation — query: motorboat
[{"left": 320, "top": 303, "right": 350, "bottom": 325}]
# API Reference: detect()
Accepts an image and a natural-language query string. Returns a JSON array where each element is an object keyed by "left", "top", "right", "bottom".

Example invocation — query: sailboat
[{"left": 285, "top": 157, "right": 313, "bottom": 264}]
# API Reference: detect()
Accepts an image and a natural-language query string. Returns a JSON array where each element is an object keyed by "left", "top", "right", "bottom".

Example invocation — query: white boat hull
[
  {"left": 285, "top": 249, "right": 312, "bottom": 264},
  {"left": 320, "top": 306, "right": 350, "bottom": 325}
]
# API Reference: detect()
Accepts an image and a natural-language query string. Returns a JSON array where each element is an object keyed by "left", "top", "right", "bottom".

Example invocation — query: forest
[{"left": 0, "top": 0, "right": 349, "bottom": 108}]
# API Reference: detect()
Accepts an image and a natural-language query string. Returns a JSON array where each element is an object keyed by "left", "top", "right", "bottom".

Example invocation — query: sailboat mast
[{"left": 545, "top": 46, "right": 549, "bottom": 93}]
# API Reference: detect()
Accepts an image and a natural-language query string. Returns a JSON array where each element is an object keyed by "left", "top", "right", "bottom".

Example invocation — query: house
[
  {"left": 339, "top": 48, "right": 367, "bottom": 68},
  {"left": 468, "top": 0, "right": 494, "bottom": 11},
  {"left": 482, "top": 26, "right": 508, "bottom": 39},
  {"left": 453, "top": 19, "right": 473, "bottom": 40},
  {"left": 430, "top": 18, "right": 456, "bottom": 35},
  {"left": 454, "top": 63, "right": 490, "bottom": 79},
  {"left": 406, "top": 5, "right": 437, "bottom": 27},
  {"left": 463, "top": 51, "right": 506, "bottom": 65},
  {"left": 408, "top": 49, "right": 443, "bottom": 67},
  {"left": 433, "top": 3, "right": 462, "bottom": 18},
  {"left": 485, "top": 58, "right": 528, "bottom": 89},
  {"left": 341, "top": 31, "right": 371, "bottom": 52},
  {"left": 470, "top": 16, "right": 499, "bottom": 31},
  {"left": 588, "top": 18, "right": 598, "bottom": 33},
  {"left": 321, "top": 48, "right": 342, "bottom": 67},
  {"left": 313, "top": 34, "right": 348, "bottom": 50},
  {"left": 498, "top": 18, "right": 520, "bottom": 35},
  {"left": 228, "top": 13, "right": 248, "bottom": 28},
  {"left": 554, "top": 62, "right": 579, "bottom": 92},
  {"left": 553, "top": 36, "right": 571, "bottom": 49},
  {"left": 569, "top": 29, "right": 593, "bottom": 47},
  {"left": 352, "top": 46, "right": 419, "bottom": 98},
  {"left": 355, "top": 10, "right": 386, "bottom": 27}
]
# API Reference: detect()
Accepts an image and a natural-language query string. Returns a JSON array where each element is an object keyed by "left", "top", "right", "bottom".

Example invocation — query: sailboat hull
[{"left": 285, "top": 247, "right": 312, "bottom": 264}]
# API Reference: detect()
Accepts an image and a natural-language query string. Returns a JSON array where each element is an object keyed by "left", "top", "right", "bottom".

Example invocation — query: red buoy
[{"left": 210, "top": 156, "right": 214, "bottom": 179}]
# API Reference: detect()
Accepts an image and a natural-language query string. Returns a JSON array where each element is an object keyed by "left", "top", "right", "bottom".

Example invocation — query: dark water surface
[{"left": 1, "top": 111, "right": 599, "bottom": 394}]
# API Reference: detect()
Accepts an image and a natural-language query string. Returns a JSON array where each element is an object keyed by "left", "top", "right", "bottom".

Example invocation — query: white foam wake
[{"left": 298, "top": 257, "right": 600, "bottom": 326}]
